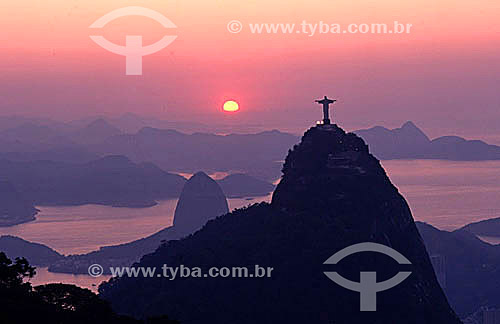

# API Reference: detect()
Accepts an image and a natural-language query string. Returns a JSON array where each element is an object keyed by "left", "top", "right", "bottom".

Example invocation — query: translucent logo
[
  {"left": 323, "top": 242, "right": 412, "bottom": 311},
  {"left": 89, "top": 6, "right": 177, "bottom": 75}
]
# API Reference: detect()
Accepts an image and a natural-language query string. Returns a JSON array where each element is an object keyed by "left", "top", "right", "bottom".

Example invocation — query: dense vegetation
[{"left": 0, "top": 252, "right": 178, "bottom": 324}]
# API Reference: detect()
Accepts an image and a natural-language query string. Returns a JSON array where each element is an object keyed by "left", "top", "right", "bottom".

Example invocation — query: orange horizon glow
[{"left": 0, "top": 0, "right": 499, "bottom": 137}]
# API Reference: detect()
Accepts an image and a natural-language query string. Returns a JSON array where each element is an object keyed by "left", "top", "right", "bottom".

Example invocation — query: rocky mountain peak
[
  {"left": 172, "top": 172, "right": 229, "bottom": 234},
  {"left": 101, "top": 124, "right": 461, "bottom": 324},
  {"left": 398, "top": 121, "right": 430, "bottom": 142},
  {"left": 272, "top": 124, "right": 391, "bottom": 214}
]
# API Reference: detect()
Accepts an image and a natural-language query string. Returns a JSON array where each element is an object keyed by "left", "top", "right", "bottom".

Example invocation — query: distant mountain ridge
[
  {"left": 90, "top": 127, "right": 298, "bottom": 180},
  {"left": 0, "top": 156, "right": 186, "bottom": 208},
  {"left": 0, "top": 154, "right": 271, "bottom": 226},
  {"left": 416, "top": 221, "right": 500, "bottom": 318},
  {"left": 69, "top": 118, "right": 122, "bottom": 145},
  {"left": 0, "top": 181, "right": 39, "bottom": 226},
  {"left": 0, "top": 116, "right": 299, "bottom": 181},
  {"left": 2, "top": 116, "right": 500, "bottom": 184},
  {"left": 460, "top": 217, "right": 500, "bottom": 237},
  {"left": 355, "top": 121, "right": 500, "bottom": 160},
  {"left": 0, "top": 154, "right": 273, "bottom": 208}
]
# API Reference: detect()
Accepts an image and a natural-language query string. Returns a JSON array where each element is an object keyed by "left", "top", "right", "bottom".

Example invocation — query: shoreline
[{"left": 0, "top": 210, "right": 38, "bottom": 227}]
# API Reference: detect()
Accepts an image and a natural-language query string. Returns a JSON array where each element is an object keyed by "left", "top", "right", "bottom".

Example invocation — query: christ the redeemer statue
[{"left": 315, "top": 96, "right": 337, "bottom": 125}]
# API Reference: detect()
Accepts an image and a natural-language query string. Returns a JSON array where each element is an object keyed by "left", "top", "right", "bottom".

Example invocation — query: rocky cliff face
[
  {"left": 173, "top": 172, "right": 229, "bottom": 234},
  {"left": 0, "top": 181, "right": 38, "bottom": 226},
  {"left": 100, "top": 125, "right": 460, "bottom": 324}
]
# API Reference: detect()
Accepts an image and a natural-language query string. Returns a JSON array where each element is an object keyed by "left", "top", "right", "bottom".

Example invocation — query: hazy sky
[{"left": 1, "top": 0, "right": 499, "bottom": 139}]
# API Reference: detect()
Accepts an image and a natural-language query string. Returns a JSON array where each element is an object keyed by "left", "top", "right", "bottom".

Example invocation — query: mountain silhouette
[
  {"left": 355, "top": 121, "right": 500, "bottom": 160},
  {"left": 0, "top": 181, "right": 38, "bottom": 227},
  {"left": 0, "top": 156, "right": 186, "bottom": 208},
  {"left": 0, "top": 235, "right": 64, "bottom": 266},
  {"left": 216, "top": 173, "right": 275, "bottom": 198},
  {"left": 173, "top": 172, "right": 229, "bottom": 233},
  {"left": 417, "top": 221, "right": 500, "bottom": 318},
  {"left": 354, "top": 121, "right": 430, "bottom": 158},
  {"left": 48, "top": 172, "right": 230, "bottom": 274},
  {"left": 2, "top": 116, "right": 499, "bottom": 175},
  {"left": 91, "top": 127, "right": 298, "bottom": 181},
  {"left": 70, "top": 119, "right": 122, "bottom": 145},
  {"left": 0, "top": 147, "right": 99, "bottom": 163},
  {"left": 0, "top": 116, "right": 71, "bottom": 133},
  {"left": 0, "top": 120, "right": 101, "bottom": 162},
  {"left": 0, "top": 155, "right": 273, "bottom": 225},
  {"left": 0, "top": 123, "right": 76, "bottom": 153},
  {"left": 0, "top": 123, "right": 74, "bottom": 147},
  {"left": 99, "top": 124, "right": 460, "bottom": 323},
  {"left": 460, "top": 217, "right": 500, "bottom": 237},
  {"left": 3, "top": 117, "right": 499, "bottom": 187},
  {"left": 106, "top": 113, "right": 211, "bottom": 134}
]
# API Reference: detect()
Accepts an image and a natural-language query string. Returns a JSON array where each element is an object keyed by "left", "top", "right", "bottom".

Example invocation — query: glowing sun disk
[{"left": 223, "top": 100, "right": 239, "bottom": 112}]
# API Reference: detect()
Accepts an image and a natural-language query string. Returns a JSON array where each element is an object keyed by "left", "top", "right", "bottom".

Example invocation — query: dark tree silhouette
[
  {"left": 0, "top": 252, "right": 35, "bottom": 291},
  {"left": 0, "top": 252, "right": 178, "bottom": 324}
]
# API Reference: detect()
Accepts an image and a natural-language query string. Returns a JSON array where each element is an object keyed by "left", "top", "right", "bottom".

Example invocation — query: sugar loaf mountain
[
  {"left": 0, "top": 171, "right": 273, "bottom": 273},
  {"left": 47, "top": 171, "right": 230, "bottom": 274},
  {"left": 100, "top": 112, "right": 460, "bottom": 323}
]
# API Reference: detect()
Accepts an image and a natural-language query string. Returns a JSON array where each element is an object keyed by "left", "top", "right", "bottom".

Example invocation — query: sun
[{"left": 223, "top": 100, "right": 239, "bottom": 112}]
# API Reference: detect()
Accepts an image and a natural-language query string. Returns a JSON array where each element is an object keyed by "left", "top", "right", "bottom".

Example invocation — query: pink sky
[{"left": 0, "top": 0, "right": 499, "bottom": 139}]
